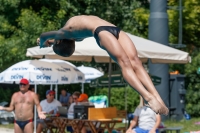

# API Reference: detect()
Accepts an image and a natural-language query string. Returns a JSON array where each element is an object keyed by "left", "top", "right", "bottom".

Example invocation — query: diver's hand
[
  {"left": 37, "top": 38, "right": 40, "bottom": 45},
  {"left": 38, "top": 38, "right": 50, "bottom": 48}
]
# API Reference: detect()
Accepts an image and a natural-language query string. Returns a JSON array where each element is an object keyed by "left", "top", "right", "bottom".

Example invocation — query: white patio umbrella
[
  {"left": 39, "top": 59, "right": 85, "bottom": 83},
  {"left": 0, "top": 71, "right": 13, "bottom": 84},
  {"left": 39, "top": 59, "right": 86, "bottom": 95},
  {"left": 77, "top": 65, "right": 104, "bottom": 82},
  {"left": 26, "top": 33, "right": 191, "bottom": 64},
  {"left": 0, "top": 60, "right": 73, "bottom": 132},
  {"left": 0, "top": 60, "right": 72, "bottom": 84},
  {"left": 77, "top": 65, "right": 104, "bottom": 93}
]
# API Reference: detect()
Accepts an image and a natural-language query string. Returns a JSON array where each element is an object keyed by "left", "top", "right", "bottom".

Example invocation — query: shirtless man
[
  {"left": 0, "top": 78, "right": 46, "bottom": 133},
  {"left": 37, "top": 15, "right": 168, "bottom": 115}
]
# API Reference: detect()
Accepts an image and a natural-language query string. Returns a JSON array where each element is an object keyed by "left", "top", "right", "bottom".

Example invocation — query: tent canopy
[{"left": 26, "top": 33, "right": 190, "bottom": 64}]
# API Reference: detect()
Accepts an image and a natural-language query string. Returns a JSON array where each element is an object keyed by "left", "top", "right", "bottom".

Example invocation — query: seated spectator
[
  {"left": 68, "top": 96, "right": 73, "bottom": 107},
  {"left": 67, "top": 91, "right": 81, "bottom": 114},
  {"left": 78, "top": 93, "right": 94, "bottom": 133},
  {"left": 36, "top": 90, "right": 62, "bottom": 133},
  {"left": 68, "top": 93, "right": 94, "bottom": 114},
  {"left": 126, "top": 95, "right": 161, "bottom": 133},
  {"left": 66, "top": 91, "right": 81, "bottom": 132},
  {"left": 77, "top": 93, "right": 94, "bottom": 107},
  {"left": 72, "top": 93, "right": 94, "bottom": 133},
  {"left": 59, "top": 89, "right": 71, "bottom": 106},
  {"left": 68, "top": 93, "right": 94, "bottom": 133}
]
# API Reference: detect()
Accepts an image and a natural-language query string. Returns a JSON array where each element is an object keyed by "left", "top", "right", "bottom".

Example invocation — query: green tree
[
  {"left": 166, "top": 0, "right": 200, "bottom": 53},
  {"left": 0, "top": 0, "right": 144, "bottom": 71},
  {"left": 167, "top": 0, "right": 200, "bottom": 116},
  {"left": 184, "top": 51, "right": 200, "bottom": 117},
  {"left": 183, "top": 0, "right": 200, "bottom": 48}
]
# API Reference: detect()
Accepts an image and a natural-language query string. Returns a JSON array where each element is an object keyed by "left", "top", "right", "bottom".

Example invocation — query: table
[
  {"left": 158, "top": 128, "right": 166, "bottom": 133},
  {"left": 42, "top": 117, "right": 122, "bottom": 133},
  {"left": 42, "top": 118, "right": 58, "bottom": 133},
  {"left": 165, "top": 127, "right": 183, "bottom": 133}
]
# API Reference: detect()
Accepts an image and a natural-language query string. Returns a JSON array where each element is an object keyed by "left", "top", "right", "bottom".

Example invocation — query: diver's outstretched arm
[{"left": 39, "top": 30, "right": 65, "bottom": 48}]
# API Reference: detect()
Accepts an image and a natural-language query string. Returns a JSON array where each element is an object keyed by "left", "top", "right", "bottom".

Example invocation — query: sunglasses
[
  {"left": 49, "top": 94, "right": 55, "bottom": 96},
  {"left": 19, "top": 83, "right": 27, "bottom": 86},
  {"left": 72, "top": 97, "right": 78, "bottom": 100}
]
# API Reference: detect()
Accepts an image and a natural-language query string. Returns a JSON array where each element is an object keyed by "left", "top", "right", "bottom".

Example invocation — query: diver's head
[{"left": 53, "top": 39, "right": 75, "bottom": 57}]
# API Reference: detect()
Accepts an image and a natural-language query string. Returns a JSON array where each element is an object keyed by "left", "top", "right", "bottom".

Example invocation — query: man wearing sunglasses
[
  {"left": 67, "top": 91, "right": 81, "bottom": 114},
  {"left": 0, "top": 78, "right": 46, "bottom": 133}
]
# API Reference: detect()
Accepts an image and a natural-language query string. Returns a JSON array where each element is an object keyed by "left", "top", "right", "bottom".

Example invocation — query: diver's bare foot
[
  {"left": 147, "top": 96, "right": 168, "bottom": 115},
  {"left": 156, "top": 98, "right": 169, "bottom": 115},
  {"left": 151, "top": 94, "right": 169, "bottom": 115}
]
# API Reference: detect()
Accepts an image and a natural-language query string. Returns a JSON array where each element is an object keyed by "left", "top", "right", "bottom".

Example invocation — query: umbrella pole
[
  {"left": 50, "top": 84, "right": 53, "bottom": 90},
  {"left": 34, "top": 84, "right": 37, "bottom": 133},
  {"left": 81, "top": 83, "right": 84, "bottom": 93},
  {"left": 55, "top": 84, "right": 58, "bottom": 100},
  {"left": 125, "top": 85, "right": 127, "bottom": 111},
  {"left": 108, "top": 58, "right": 112, "bottom": 107}
]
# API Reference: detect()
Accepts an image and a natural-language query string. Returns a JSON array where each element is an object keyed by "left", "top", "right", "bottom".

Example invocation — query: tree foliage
[
  {"left": 184, "top": 51, "right": 200, "bottom": 116},
  {"left": 1, "top": 0, "right": 200, "bottom": 116},
  {"left": 167, "top": 0, "right": 200, "bottom": 116},
  {"left": 0, "top": 0, "right": 144, "bottom": 71}
]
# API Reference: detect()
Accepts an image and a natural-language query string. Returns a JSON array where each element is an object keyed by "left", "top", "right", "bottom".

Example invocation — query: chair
[
  {"left": 88, "top": 95, "right": 108, "bottom": 108},
  {"left": 42, "top": 118, "right": 58, "bottom": 133},
  {"left": 114, "top": 110, "right": 128, "bottom": 133},
  {"left": 88, "top": 107, "right": 117, "bottom": 133},
  {"left": 127, "top": 113, "right": 134, "bottom": 127},
  {"left": 88, "top": 107, "right": 117, "bottom": 120}
]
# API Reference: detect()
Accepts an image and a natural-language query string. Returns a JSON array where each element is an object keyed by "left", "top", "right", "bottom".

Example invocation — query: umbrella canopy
[
  {"left": 77, "top": 65, "right": 104, "bottom": 83},
  {"left": 0, "top": 60, "right": 73, "bottom": 84},
  {"left": 26, "top": 33, "right": 191, "bottom": 64},
  {"left": 39, "top": 59, "right": 85, "bottom": 83}
]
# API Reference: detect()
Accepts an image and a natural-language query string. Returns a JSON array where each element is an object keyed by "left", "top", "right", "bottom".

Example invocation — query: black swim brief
[
  {"left": 94, "top": 26, "right": 121, "bottom": 48},
  {"left": 14, "top": 119, "right": 33, "bottom": 131}
]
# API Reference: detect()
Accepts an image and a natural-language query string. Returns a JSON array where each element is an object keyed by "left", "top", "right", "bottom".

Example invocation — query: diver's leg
[
  {"left": 117, "top": 31, "right": 168, "bottom": 114},
  {"left": 97, "top": 31, "right": 166, "bottom": 114}
]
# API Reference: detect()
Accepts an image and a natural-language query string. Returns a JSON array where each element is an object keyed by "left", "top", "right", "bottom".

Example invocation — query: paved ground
[
  {"left": 0, "top": 128, "right": 39, "bottom": 133},
  {"left": 0, "top": 128, "right": 14, "bottom": 133}
]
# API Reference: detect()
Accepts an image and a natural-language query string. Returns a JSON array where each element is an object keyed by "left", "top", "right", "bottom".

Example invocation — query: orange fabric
[
  {"left": 170, "top": 70, "right": 180, "bottom": 75},
  {"left": 77, "top": 93, "right": 88, "bottom": 102}
]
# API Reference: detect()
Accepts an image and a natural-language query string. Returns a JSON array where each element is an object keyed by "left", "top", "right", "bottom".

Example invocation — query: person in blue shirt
[{"left": 59, "top": 89, "right": 71, "bottom": 106}]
